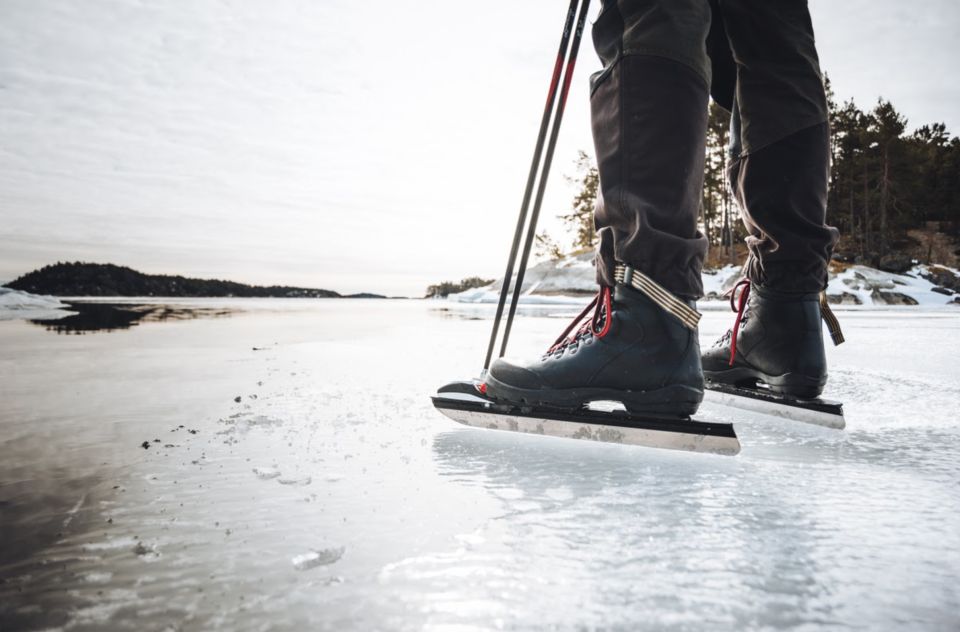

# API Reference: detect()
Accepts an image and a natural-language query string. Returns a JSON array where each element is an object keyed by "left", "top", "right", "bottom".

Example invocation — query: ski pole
[
  {"left": 481, "top": 0, "right": 580, "bottom": 373},
  {"left": 498, "top": 0, "right": 591, "bottom": 360}
]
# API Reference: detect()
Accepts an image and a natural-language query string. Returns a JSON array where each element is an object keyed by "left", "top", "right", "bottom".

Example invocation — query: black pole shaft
[
  {"left": 498, "top": 0, "right": 591, "bottom": 359},
  {"left": 481, "top": 0, "right": 580, "bottom": 373}
]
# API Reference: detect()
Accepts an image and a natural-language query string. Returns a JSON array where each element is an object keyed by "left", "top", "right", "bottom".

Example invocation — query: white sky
[{"left": 1, "top": 0, "right": 958, "bottom": 295}]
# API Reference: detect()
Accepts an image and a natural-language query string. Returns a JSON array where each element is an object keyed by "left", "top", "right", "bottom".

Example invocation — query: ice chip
[
  {"left": 292, "top": 546, "right": 345, "bottom": 571},
  {"left": 132, "top": 542, "right": 161, "bottom": 561},
  {"left": 278, "top": 476, "right": 312, "bottom": 486},
  {"left": 253, "top": 467, "right": 281, "bottom": 480}
]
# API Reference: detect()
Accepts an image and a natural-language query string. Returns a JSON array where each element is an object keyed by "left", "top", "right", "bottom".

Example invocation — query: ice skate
[
  {"left": 702, "top": 279, "right": 846, "bottom": 428},
  {"left": 485, "top": 269, "right": 704, "bottom": 418},
  {"left": 434, "top": 266, "right": 740, "bottom": 455}
]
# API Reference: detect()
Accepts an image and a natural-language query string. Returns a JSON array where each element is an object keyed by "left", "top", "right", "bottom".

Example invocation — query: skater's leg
[
  {"left": 484, "top": 0, "right": 712, "bottom": 415},
  {"left": 591, "top": 0, "right": 711, "bottom": 300},
  {"left": 703, "top": 2, "right": 840, "bottom": 398},
  {"left": 722, "top": 0, "right": 839, "bottom": 292}
]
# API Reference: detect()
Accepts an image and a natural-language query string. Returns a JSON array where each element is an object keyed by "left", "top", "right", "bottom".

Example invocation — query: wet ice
[{"left": 0, "top": 298, "right": 957, "bottom": 630}]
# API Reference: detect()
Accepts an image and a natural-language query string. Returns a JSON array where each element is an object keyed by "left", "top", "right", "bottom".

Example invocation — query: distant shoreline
[
  {"left": 6, "top": 262, "right": 398, "bottom": 299},
  {"left": 58, "top": 295, "right": 410, "bottom": 301}
]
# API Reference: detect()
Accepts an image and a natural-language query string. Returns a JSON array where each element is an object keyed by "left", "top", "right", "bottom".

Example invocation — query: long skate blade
[
  {"left": 432, "top": 382, "right": 740, "bottom": 456},
  {"left": 704, "top": 380, "right": 845, "bottom": 429}
]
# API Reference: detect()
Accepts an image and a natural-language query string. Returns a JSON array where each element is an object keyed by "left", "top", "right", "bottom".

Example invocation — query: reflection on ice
[
  {"left": 29, "top": 301, "right": 237, "bottom": 333},
  {"left": 428, "top": 302, "right": 588, "bottom": 322}
]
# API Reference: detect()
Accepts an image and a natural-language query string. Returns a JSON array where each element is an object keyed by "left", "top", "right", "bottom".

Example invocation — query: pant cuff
[{"left": 745, "top": 257, "right": 830, "bottom": 294}]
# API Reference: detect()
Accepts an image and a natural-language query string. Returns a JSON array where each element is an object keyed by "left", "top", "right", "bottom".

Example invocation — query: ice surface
[{"left": 0, "top": 298, "right": 958, "bottom": 630}]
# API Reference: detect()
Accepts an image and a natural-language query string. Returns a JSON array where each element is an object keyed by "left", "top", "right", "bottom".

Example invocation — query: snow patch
[
  {"left": 447, "top": 253, "right": 959, "bottom": 307},
  {"left": 0, "top": 286, "right": 72, "bottom": 320},
  {"left": 701, "top": 264, "right": 743, "bottom": 299},
  {"left": 447, "top": 253, "right": 597, "bottom": 305},
  {"left": 828, "top": 264, "right": 959, "bottom": 306}
]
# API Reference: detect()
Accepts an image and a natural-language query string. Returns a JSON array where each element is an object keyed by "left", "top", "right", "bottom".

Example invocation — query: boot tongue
[{"left": 545, "top": 286, "right": 612, "bottom": 356}]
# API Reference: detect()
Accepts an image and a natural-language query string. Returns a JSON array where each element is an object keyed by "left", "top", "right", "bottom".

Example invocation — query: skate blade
[
  {"left": 704, "top": 380, "right": 845, "bottom": 429},
  {"left": 432, "top": 381, "right": 740, "bottom": 456}
]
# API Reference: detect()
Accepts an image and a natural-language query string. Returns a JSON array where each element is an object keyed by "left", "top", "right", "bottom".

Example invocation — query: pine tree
[
  {"left": 870, "top": 100, "right": 907, "bottom": 258},
  {"left": 828, "top": 99, "right": 869, "bottom": 255},
  {"left": 702, "top": 102, "right": 734, "bottom": 260},
  {"left": 535, "top": 231, "right": 564, "bottom": 260},
  {"left": 561, "top": 150, "right": 600, "bottom": 251}
]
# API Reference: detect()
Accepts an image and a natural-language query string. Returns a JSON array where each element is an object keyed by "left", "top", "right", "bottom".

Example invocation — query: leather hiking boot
[
  {"left": 485, "top": 270, "right": 704, "bottom": 417},
  {"left": 702, "top": 280, "right": 842, "bottom": 399}
]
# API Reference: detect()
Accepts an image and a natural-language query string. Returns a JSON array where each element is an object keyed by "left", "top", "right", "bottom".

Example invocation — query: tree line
[
  {"left": 425, "top": 276, "right": 494, "bottom": 298},
  {"left": 543, "top": 77, "right": 960, "bottom": 268},
  {"left": 821, "top": 79, "right": 959, "bottom": 265}
]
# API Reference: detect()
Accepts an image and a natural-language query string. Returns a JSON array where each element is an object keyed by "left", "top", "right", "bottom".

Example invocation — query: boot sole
[
  {"left": 484, "top": 375, "right": 703, "bottom": 417},
  {"left": 703, "top": 367, "right": 826, "bottom": 400}
]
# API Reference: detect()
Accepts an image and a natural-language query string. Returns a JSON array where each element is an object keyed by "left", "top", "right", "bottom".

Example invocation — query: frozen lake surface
[{"left": 1, "top": 299, "right": 958, "bottom": 630}]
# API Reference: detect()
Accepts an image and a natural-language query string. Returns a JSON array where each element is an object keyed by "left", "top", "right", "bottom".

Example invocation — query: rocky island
[{"left": 6, "top": 262, "right": 383, "bottom": 298}]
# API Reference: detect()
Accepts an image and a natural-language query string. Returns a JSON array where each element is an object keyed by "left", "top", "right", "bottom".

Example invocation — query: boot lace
[
  {"left": 545, "top": 285, "right": 613, "bottom": 356},
  {"left": 721, "top": 278, "right": 845, "bottom": 367},
  {"left": 726, "top": 278, "right": 751, "bottom": 367}
]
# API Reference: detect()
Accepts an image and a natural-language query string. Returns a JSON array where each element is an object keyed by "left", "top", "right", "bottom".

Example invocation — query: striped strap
[
  {"left": 819, "top": 292, "right": 845, "bottom": 345},
  {"left": 614, "top": 264, "right": 701, "bottom": 330}
]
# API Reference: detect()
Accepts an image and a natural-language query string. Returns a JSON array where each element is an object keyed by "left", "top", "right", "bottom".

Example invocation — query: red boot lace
[
  {"left": 727, "top": 278, "right": 751, "bottom": 366},
  {"left": 546, "top": 286, "right": 613, "bottom": 355}
]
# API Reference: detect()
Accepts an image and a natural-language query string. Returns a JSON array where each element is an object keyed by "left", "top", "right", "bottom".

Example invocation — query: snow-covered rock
[
  {"left": 826, "top": 264, "right": 959, "bottom": 306},
  {"left": 448, "top": 254, "right": 960, "bottom": 307},
  {"left": 0, "top": 286, "right": 72, "bottom": 320},
  {"left": 448, "top": 253, "right": 596, "bottom": 305},
  {"left": 701, "top": 264, "right": 743, "bottom": 299}
]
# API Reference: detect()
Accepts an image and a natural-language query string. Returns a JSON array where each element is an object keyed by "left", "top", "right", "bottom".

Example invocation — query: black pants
[{"left": 591, "top": 0, "right": 839, "bottom": 298}]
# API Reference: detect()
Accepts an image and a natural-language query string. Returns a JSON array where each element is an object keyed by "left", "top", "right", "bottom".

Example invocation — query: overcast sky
[{"left": 1, "top": 0, "right": 958, "bottom": 295}]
